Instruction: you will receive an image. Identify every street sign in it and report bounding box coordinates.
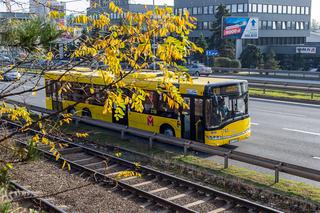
[206,50,219,56]
[296,47,317,54]
[222,17,259,39]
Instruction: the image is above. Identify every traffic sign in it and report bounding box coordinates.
[206,50,219,56]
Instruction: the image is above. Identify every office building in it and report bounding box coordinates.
[174,0,312,48]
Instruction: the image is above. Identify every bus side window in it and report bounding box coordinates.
[45,80,52,97]
[143,91,156,114]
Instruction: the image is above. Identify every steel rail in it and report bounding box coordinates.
[7,123,282,213]
[9,181,67,213]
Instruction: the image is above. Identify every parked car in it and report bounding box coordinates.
[308,67,320,72]
[0,55,12,63]
[3,70,21,81]
[187,63,212,76]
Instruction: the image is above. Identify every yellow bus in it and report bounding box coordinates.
[44,69,250,146]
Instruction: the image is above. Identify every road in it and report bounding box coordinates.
[1,75,320,184]
[210,97,320,185]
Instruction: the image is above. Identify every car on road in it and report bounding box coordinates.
[187,63,212,76]
[308,67,320,72]
[2,70,21,81]
[0,55,12,63]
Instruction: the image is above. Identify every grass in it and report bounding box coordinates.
[176,155,320,203]
[249,88,320,101]
[62,122,166,156]
[62,121,320,204]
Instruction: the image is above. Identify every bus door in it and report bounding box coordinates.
[112,105,128,126]
[52,81,63,111]
[182,97,204,142]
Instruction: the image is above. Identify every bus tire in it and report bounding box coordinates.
[82,108,92,117]
[194,71,200,77]
[160,124,175,137]
[67,107,76,115]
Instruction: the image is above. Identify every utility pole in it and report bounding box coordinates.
[152,0,156,71]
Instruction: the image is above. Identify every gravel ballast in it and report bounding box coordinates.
[9,160,151,213]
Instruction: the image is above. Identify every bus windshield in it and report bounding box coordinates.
[205,83,248,129]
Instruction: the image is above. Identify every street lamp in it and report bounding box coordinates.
[152,0,156,71]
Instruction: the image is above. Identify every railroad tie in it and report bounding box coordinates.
[84,161,104,167]
[140,200,154,208]
[207,202,234,213]
[183,196,212,208]
[131,178,157,187]
[106,171,123,177]
[121,176,138,181]
[73,157,96,163]
[148,183,174,194]
[166,190,193,201]
[95,164,118,172]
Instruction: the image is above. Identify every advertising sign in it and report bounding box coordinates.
[296,47,317,54]
[222,17,259,39]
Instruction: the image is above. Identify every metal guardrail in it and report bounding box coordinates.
[211,67,320,79]
[5,99,320,184]
[250,83,320,100]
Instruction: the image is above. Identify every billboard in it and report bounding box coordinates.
[222,17,259,39]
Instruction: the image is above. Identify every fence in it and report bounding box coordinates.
[211,67,320,79]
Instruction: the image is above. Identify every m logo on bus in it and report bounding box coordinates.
[147,115,154,126]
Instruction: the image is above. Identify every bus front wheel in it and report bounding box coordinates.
[160,125,175,137]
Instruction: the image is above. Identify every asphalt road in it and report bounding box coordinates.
[1,75,320,184]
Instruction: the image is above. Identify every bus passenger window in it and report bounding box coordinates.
[45,80,52,97]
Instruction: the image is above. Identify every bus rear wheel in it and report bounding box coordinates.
[160,125,175,137]
[67,107,76,115]
[82,108,92,117]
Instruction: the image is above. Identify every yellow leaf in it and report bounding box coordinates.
[62,160,67,169]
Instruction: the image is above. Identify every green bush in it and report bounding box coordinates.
[214,57,231,67]
[229,59,241,68]
[213,57,241,69]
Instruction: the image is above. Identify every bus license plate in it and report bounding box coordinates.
[229,139,239,143]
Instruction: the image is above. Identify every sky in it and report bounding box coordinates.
[0,0,319,21]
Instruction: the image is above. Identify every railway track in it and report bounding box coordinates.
[3,121,282,213]
[8,181,67,213]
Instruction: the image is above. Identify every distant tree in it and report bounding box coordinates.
[263,50,280,70]
[209,5,235,59]
[2,17,62,52]
[194,34,208,63]
[240,44,263,68]
[311,19,320,30]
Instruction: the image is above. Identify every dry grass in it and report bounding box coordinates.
[250,88,320,101]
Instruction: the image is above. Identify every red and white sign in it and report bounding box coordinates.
[224,26,241,37]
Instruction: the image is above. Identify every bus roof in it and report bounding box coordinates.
[44,68,246,96]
